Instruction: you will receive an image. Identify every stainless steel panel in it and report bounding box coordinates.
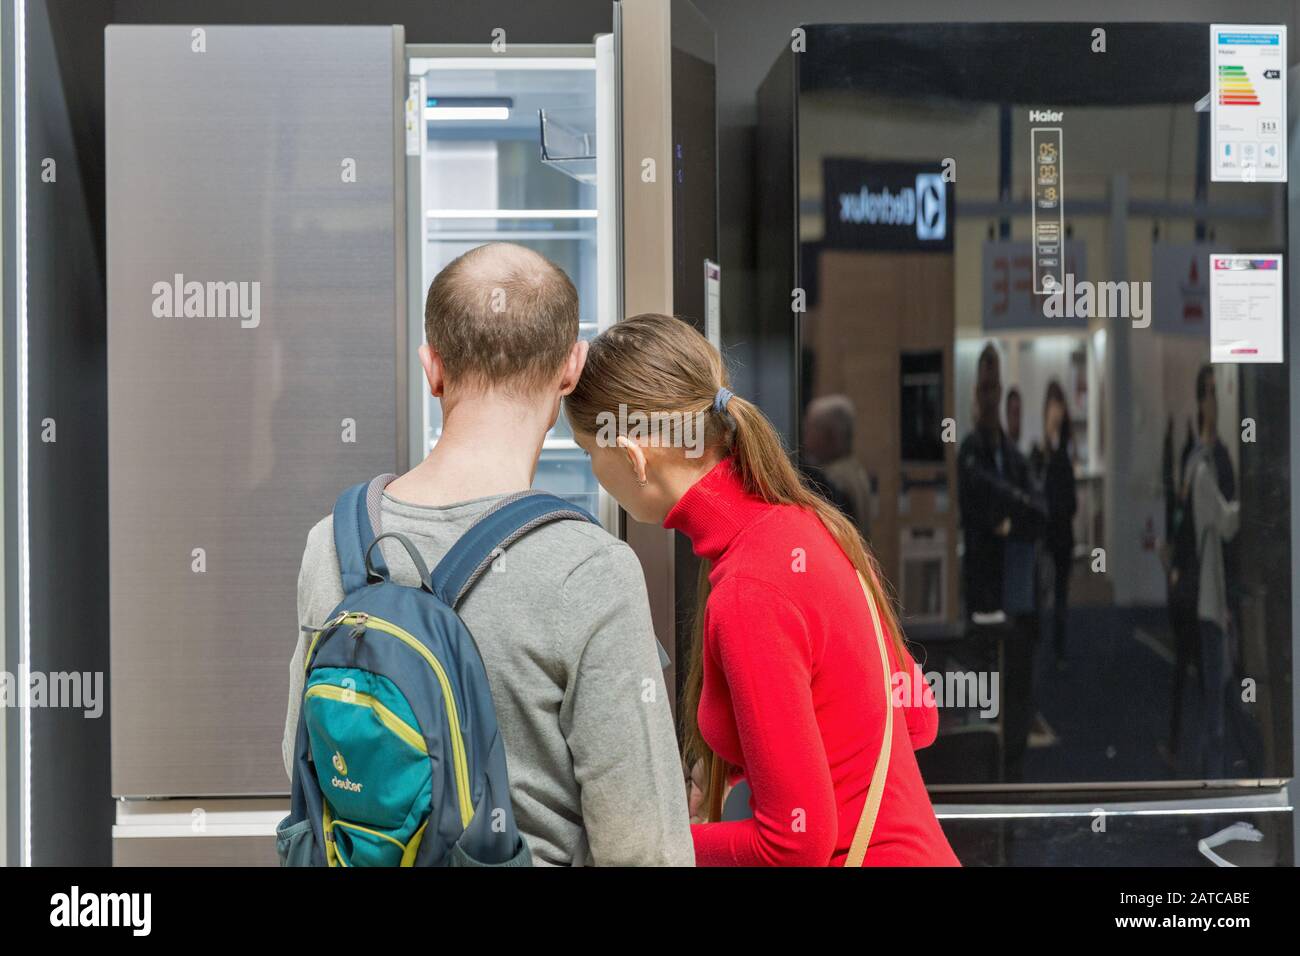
[617,1,717,709]
[113,835,278,867]
[107,25,406,797]
[619,0,680,702]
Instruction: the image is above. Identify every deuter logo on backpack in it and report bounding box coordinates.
[330,749,362,794]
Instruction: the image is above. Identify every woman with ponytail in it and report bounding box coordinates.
[566,314,958,867]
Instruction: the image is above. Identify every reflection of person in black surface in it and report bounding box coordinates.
[1164,367,1239,774]
[798,458,855,528]
[1164,415,1199,770]
[958,346,1046,613]
[1182,373,1238,631]
[957,344,1046,781]
[1186,366,1239,778]
[803,395,872,542]
[1005,386,1023,451]
[1029,381,1077,668]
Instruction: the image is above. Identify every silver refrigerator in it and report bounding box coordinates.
[106,2,717,865]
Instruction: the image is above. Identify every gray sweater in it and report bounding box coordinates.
[283,490,694,867]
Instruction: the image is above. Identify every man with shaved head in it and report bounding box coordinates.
[284,243,693,866]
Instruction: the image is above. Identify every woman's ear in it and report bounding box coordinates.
[616,435,648,485]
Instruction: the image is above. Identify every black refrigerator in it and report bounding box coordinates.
[757,22,1295,866]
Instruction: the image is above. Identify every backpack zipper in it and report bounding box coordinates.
[301,611,349,672]
[300,610,349,634]
[303,683,427,754]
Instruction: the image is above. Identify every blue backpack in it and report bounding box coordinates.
[277,475,598,867]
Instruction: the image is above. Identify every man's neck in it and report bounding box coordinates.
[388,391,553,507]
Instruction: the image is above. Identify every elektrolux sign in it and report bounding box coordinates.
[822,158,953,252]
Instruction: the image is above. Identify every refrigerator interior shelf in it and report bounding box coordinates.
[539,106,597,184]
[425,230,596,242]
[425,208,596,219]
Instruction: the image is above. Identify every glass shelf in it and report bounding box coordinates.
[539,107,597,184]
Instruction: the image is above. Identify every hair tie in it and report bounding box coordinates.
[713,386,734,413]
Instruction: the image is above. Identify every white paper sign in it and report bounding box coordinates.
[1211,24,1287,182]
[1152,243,1215,337]
[704,259,721,350]
[1209,254,1283,363]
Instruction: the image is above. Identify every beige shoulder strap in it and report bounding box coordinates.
[845,572,894,867]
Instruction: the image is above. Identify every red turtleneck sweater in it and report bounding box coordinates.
[665,459,960,867]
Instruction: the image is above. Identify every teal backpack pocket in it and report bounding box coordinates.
[448,836,531,867]
[303,667,433,867]
[275,815,317,867]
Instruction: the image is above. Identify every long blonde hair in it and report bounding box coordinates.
[564,313,909,821]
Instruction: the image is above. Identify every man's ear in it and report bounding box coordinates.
[420,343,446,398]
[616,435,648,484]
[558,339,589,397]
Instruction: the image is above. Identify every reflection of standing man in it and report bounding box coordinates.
[1005,387,1023,452]
[803,395,872,541]
[1183,373,1239,646]
[957,345,1046,780]
[958,347,1045,612]
[1184,365,1239,778]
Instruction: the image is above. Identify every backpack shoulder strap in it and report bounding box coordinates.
[430,492,598,609]
[333,474,398,592]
